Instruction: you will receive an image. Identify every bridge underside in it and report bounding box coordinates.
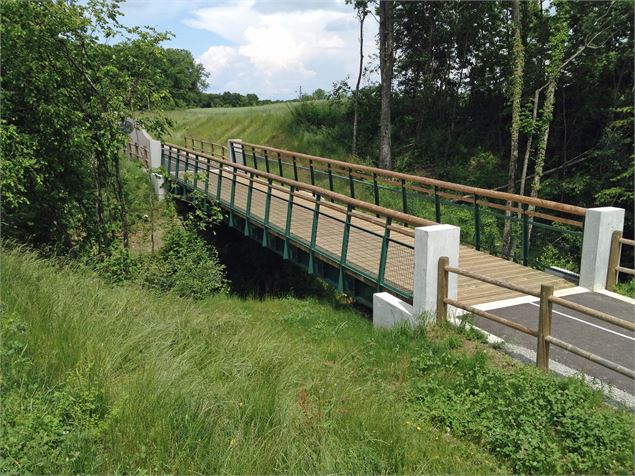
[165,151,574,310]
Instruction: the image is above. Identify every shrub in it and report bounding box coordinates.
[410,352,634,474]
[142,223,229,299]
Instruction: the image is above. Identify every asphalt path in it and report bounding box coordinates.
[472,292,635,395]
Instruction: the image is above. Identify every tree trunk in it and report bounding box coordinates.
[379,0,394,170]
[352,12,366,157]
[501,0,525,258]
[114,154,129,249]
[527,79,556,242]
[519,88,541,197]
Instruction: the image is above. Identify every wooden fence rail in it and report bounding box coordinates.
[606,230,635,291]
[437,256,635,379]
[127,141,149,168]
[184,136,226,159]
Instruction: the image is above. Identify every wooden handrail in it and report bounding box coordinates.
[548,295,635,331]
[444,298,539,337]
[545,336,635,379]
[164,143,437,228]
[239,140,587,217]
[438,259,634,378]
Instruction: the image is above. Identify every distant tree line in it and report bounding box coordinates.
[156,48,281,109]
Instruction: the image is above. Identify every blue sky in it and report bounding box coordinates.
[118,0,379,100]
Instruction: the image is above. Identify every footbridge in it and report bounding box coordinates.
[127,130,634,396]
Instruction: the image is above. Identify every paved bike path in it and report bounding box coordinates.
[470,291,635,395]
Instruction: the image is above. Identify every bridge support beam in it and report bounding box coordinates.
[579,207,624,290]
[373,224,460,329]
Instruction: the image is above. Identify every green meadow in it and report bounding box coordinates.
[2,247,633,474]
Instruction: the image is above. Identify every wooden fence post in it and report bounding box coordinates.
[536,284,554,370]
[606,230,622,291]
[436,256,449,324]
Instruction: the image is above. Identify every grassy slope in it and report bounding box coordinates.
[2,248,634,474]
[164,102,350,160]
[1,249,501,474]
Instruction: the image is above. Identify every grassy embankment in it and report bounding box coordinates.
[2,247,634,474]
[163,102,350,160]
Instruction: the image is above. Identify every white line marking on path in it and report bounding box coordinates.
[527,302,635,341]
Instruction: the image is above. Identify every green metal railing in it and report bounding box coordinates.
[163,143,434,305]
[222,140,587,272]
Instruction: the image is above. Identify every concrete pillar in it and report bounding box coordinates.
[150,173,165,200]
[373,292,415,329]
[148,138,162,169]
[412,224,460,322]
[372,224,460,329]
[227,139,245,166]
[579,207,625,290]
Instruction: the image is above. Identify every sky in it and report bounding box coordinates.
[118,0,379,100]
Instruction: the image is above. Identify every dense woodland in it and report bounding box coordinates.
[333,1,633,224]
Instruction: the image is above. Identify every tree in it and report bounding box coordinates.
[350,0,369,157]
[378,0,395,169]
[162,48,209,107]
[501,0,526,257]
[1,0,171,253]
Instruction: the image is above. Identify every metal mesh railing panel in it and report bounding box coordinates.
[315,212,345,260]
[383,240,415,293]
[232,177,249,212]
[249,186,267,223]
[289,200,314,244]
[345,224,383,280]
[267,194,290,232]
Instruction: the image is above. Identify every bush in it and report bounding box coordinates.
[410,349,634,474]
[142,223,229,299]
[91,242,140,284]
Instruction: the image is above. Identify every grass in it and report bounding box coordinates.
[2,247,634,474]
[162,102,351,160]
[615,279,635,299]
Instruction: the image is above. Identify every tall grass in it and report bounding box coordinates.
[1,248,503,474]
[3,248,633,474]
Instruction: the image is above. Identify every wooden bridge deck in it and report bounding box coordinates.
[176,161,574,307]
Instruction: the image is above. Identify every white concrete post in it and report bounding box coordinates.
[148,138,162,169]
[579,207,625,290]
[227,139,245,166]
[412,224,460,322]
[372,224,460,329]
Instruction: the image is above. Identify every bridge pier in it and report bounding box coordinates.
[579,207,625,290]
[373,224,460,329]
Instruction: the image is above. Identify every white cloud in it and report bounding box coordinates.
[199,45,239,72]
[187,0,378,99]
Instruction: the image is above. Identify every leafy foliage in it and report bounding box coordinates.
[142,222,229,299]
[0,0,171,252]
[410,349,634,474]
